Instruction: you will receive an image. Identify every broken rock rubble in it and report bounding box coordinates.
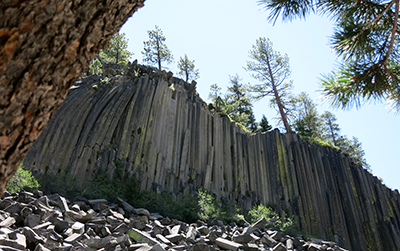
[0,191,348,251]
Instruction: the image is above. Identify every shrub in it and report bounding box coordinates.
[132,190,199,223]
[37,168,200,222]
[197,188,241,223]
[37,171,81,198]
[198,188,221,221]
[6,164,40,193]
[247,204,297,234]
[299,135,339,150]
[39,168,282,225]
[88,59,103,75]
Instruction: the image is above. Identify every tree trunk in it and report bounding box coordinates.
[0,0,145,195]
[265,54,292,133]
[273,85,292,133]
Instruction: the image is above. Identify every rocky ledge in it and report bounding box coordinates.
[0,191,348,251]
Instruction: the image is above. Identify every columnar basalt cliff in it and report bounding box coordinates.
[24,64,400,251]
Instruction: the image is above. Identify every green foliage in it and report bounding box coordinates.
[261,0,400,112]
[289,92,324,139]
[87,33,132,76]
[299,135,338,150]
[177,54,199,83]
[197,188,221,222]
[225,75,258,131]
[83,173,125,201]
[321,111,340,146]
[245,37,293,133]
[247,204,297,234]
[130,190,200,223]
[38,167,199,223]
[208,77,258,132]
[88,59,103,75]
[197,188,241,223]
[37,171,81,198]
[99,32,132,64]
[288,92,370,169]
[6,164,40,193]
[336,136,370,170]
[259,114,273,132]
[142,25,173,71]
[209,83,222,103]
[38,170,305,233]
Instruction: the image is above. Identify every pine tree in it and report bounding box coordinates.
[321,111,340,146]
[88,32,132,75]
[336,136,370,170]
[209,84,223,107]
[177,54,199,83]
[99,32,132,64]
[247,113,259,132]
[290,92,324,139]
[245,37,293,133]
[259,115,273,132]
[225,75,257,131]
[208,84,228,115]
[260,0,400,112]
[142,25,173,71]
[208,77,258,132]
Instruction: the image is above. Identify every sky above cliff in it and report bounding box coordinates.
[120,0,400,190]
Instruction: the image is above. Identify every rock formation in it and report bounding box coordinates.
[0,190,349,251]
[23,64,400,251]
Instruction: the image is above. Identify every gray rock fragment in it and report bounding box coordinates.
[0,190,349,251]
[261,234,278,247]
[85,235,114,248]
[251,218,267,230]
[56,196,69,213]
[134,208,151,217]
[232,233,254,244]
[34,243,52,251]
[115,197,134,213]
[0,216,16,227]
[215,237,242,250]
[22,226,45,245]
[0,238,26,250]
[272,242,287,251]
[25,214,41,228]
[128,228,161,246]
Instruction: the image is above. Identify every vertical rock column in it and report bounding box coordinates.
[23,74,400,251]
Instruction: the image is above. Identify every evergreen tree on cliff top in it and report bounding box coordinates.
[177,54,200,83]
[321,111,340,146]
[142,25,173,71]
[259,115,273,132]
[290,92,324,139]
[260,0,400,112]
[225,75,258,131]
[88,32,132,75]
[99,32,132,65]
[245,37,293,133]
[208,79,258,132]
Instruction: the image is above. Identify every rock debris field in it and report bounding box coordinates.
[0,191,348,251]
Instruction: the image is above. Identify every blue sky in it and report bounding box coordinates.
[120,0,400,190]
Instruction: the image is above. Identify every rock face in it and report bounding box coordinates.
[0,190,348,251]
[23,65,400,251]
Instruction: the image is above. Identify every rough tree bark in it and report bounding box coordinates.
[0,0,145,195]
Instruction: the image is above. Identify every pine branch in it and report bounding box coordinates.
[357,0,395,37]
[383,0,399,66]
